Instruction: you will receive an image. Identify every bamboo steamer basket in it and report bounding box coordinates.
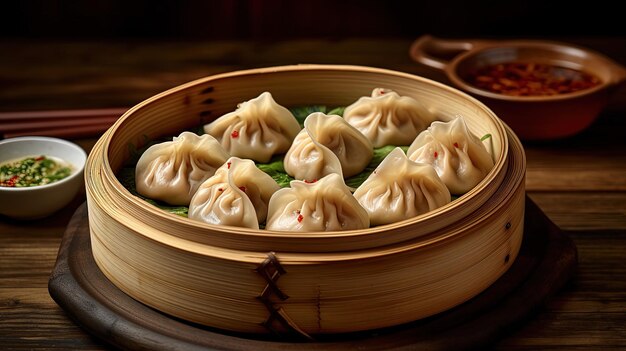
[85,65,526,337]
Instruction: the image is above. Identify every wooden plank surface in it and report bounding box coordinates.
[1,38,625,350]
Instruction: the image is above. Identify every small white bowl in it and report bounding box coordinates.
[0,136,87,219]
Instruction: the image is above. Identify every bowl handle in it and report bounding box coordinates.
[409,35,488,71]
[608,61,626,86]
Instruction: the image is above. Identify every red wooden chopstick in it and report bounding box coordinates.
[0,107,127,139]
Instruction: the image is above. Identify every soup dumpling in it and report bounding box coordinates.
[188,157,280,229]
[135,132,229,206]
[203,92,301,163]
[407,116,494,195]
[343,88,435,147]
[353,147,450,226]
[266,173,369,232]
[284,112,373,181]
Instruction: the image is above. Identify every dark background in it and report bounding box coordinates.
[1,0,624,41]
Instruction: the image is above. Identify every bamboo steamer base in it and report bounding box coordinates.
[48,196,577,350]
[84,65,523,335]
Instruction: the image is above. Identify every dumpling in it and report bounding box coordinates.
[284,112,373,181]
[188,172,258,229]
[407,116,494,195]
[188,157,280,229]
[135,132,229,206]
[353,148,451,226]
[343,88,435,147]
[203,92,301,163]
[266,173,369,232]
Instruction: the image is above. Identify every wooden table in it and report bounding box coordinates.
[1,38,625,350]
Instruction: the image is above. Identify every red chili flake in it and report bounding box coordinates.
[227,162,232,169]
[434,151,438,158]
[231,130,239,138]
[466,62,601,96]
[304,179,317,184]
[35,156,45,161]
[379,90,385,94]
[238,186,246,193]
[453,142,459,148]
[2,175,20,187]
[217,187,223,192]
[297,214,304,223]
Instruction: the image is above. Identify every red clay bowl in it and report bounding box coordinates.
[410,35,626,140]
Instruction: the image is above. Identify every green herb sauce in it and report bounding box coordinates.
[0,156,72,187]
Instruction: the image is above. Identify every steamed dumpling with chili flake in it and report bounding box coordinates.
[266,173,369,232]
[343,88,436,147]
[353,148,451,226]
[284,112,373,181]
[188,157,280,229]
[407,116,494,195]
[135,132,229,206]
[203,92,301,163]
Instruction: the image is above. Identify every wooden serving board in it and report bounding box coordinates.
[48,196,577,350]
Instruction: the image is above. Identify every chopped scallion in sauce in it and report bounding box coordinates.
[0,156,72,187]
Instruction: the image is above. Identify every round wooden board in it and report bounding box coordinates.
[48,196,576,351]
